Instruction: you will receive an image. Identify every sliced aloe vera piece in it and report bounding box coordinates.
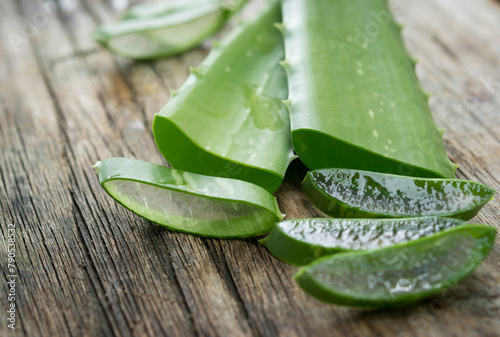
[303,169,495,220]
[93,158,283,238]
[153,1,294,193]
[281,0,456,178]
[121,0,229,20]
[260,217,466,266]
[93,0,246,60]
[295,225,496,307]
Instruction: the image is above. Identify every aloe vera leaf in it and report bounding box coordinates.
[295,225,496,307]
[303,168,495,220]
[121,0,214,20]
[153,1,294,193]
[93,0,247,60]
[121,0,245,20]
[281,0,457,178]
[260,217,467,266]
[93,158,284,238]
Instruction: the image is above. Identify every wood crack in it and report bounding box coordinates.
[158,234,200,337]
[70,189,118,337]
[202,239,260,337]
[431,35,459,61]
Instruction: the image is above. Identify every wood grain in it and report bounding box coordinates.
[0,0,499,336]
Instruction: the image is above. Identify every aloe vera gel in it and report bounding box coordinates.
[94,158,283,238]
[303,169,495,220]
[295,225,496,307]
[260,217,468,266]
[93,0,248,60]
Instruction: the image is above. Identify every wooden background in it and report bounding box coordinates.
[1,0,499,336]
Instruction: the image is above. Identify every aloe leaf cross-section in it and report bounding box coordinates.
[281,0,457,178]
[121,0,246,20]
[303,169,495,220]
[94,158,284,238]
[153,0,294,193]
[295,225,496,307]
[260,217,467,266]
[93,0,248,60]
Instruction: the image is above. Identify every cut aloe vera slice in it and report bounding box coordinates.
[303,169,495,220]
[93,0,246,60]
[93,158,284,238]
[281,0,456,178]
[260,217,466,266]
[295,225,496,307]
[153,1,294,193]
[121,0,230,20]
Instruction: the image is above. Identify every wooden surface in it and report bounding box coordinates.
[1,0,499,336]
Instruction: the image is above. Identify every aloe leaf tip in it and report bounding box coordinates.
[92,29,108,44]
[92,161,102,172]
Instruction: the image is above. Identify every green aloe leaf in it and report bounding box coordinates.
[303,168,495,220]
[121,0,230,20]
[154,1,294,193]
[93,158,284,238]
[281,0,457,178]
[93,0,247,60]
[295,225,496,307]
[260,217,467,266]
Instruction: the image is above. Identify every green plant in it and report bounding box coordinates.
[303,168,495,220]
[295,225,496,307]
[281,0,457,178]
[260,217,467,266]
[153,1,294,193]
[93,0,247,60]
[94,158,283,238]
[91,0,496,310]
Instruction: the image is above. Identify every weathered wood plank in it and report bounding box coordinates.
[0,1,115,336]
[3,0,258,336]
[1,0,499,336]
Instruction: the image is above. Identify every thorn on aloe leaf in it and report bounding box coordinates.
[189,66,204,78]
[92,161,102,172]
[274,22,286,35]
[282,98,292,110]
[279,60,290,70]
